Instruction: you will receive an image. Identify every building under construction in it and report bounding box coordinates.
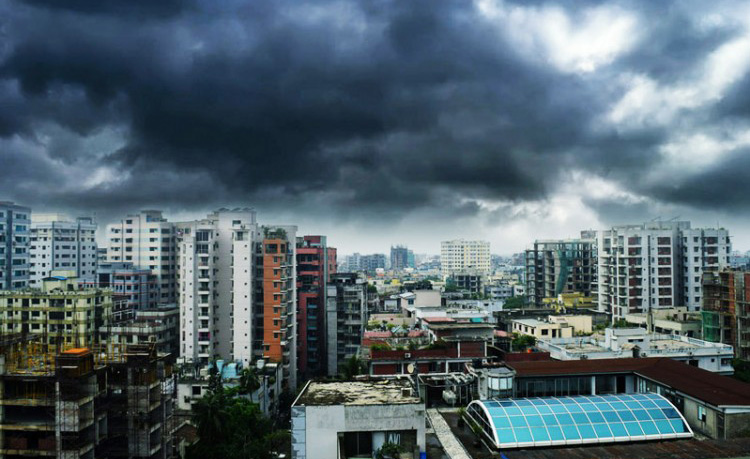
[703,269,750,361]
[0,335,174,458]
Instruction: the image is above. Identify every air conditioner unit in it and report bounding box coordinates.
[640,352,647,357]
[404,353,411,359]
[580,354,588,360]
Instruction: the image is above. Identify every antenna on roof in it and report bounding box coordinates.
[667,216,680,222]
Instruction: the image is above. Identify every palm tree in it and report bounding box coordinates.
[192,391,229,442]
[340,355,365,380]
[239,366,261,395]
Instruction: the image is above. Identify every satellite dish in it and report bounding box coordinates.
[406,363,415,374]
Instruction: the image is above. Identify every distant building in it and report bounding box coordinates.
[342,253,386,273]
[0,201,31,290]
[0,273,112,353]
[623,307,702,338]
[597,221,730,317]
[29,214,97,288]
[296,235,337,378]
[525,234,596,308]
[452,269,483,295]
[291,379,426,459]
[326,273,368,376]
[390,245,413,270]
[89,262,159,317]
[702,269,750,360]
[102,305,180,357]
[107,210,177,303]
[537,327,734,374]
[512,315,593,340]
[440,239,490,277]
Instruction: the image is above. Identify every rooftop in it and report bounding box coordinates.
[294,378,421,406]
[507,358,750,407]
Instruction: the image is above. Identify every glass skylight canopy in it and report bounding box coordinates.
[467,393,693,449]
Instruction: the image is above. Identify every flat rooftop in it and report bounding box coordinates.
[294,379,421,406]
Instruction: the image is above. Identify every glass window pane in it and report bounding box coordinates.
[567,404,583,413]
[609,423,627,437]
[654,420,675,434]
[521,406,538,415]
[536,405,552,414]
[633,409,651,421]
[492,416,512,428]
[670,419,687,433]
[526,415,544,427]
[497,428,515,443]
[561,425,581,439]
[556,414,574,425]
[625,422,644,436]
[551,405,568,414]
[510,416,527,427]
[514,428,533,443]
[578,424,597,439]
[662,408,680,419]
[647,409,666,420]
[572,413,590,424]
[542,414,559,425]
[640,421,659,435]
[531,427,550,442]
[587,412,605,423]
[504,407,522,416]
[602,411,620,422]
[618,411,636,422]
[547,426,564,441]
[516,399,533,406]
[593,423,612,438]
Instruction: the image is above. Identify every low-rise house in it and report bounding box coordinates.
[537,327,734,374]
[291,378,426,459]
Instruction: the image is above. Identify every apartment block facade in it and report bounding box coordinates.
[177,209,299,388]
[326,273,368,376]
[703,269,750,361]
[390,245,413,270]
[0,275,112,353]
[296,235,337,379]
[30,214,97,287]
[597,222,730,318]
[88,262,159,320]
[525,234,597,307]
[106,210,177,303]
[0,201,31,290]
[441,239,491,277]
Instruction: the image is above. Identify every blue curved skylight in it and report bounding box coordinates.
[466,393,693,449]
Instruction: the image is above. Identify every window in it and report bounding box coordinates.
[698,405,706,422]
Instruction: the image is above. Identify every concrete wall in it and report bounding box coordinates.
[293,403,426,459]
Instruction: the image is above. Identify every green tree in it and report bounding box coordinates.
[339,355,366,380]
[504,295,527,309]
[238,366,260,395]
[511,333,536,351]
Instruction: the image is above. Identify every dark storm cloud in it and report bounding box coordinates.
[0,0,749,233]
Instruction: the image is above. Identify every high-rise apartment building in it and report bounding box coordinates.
[297,235,337,379]
[0,273,112,353]
[440,239,491,277]
[525,233,597,307]
[29,214,97,287]
[0,201,31,290]
[390,245,414,270]
[597,221,730,318]
[702,269,750,361]
[88,262,159,320]
[107,210,177,303]
[326,273,367,376]
[177,209,299,388]
[342,253,386,273]
[260,226,298,389]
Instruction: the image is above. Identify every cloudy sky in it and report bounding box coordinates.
[2,0,750,255]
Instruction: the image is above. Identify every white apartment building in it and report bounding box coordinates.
[29,213,97,287]
[178,209,258,367]
[107,210,177,303]
[597,221,730,318]
[440,239,490,278]
[177,208,299,388]
[0,202,31,290]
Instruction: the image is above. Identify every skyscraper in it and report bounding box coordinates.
[0,201,30,290]
[390,245,412,270]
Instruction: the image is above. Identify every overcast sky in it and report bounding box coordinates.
[2,0,750,255]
